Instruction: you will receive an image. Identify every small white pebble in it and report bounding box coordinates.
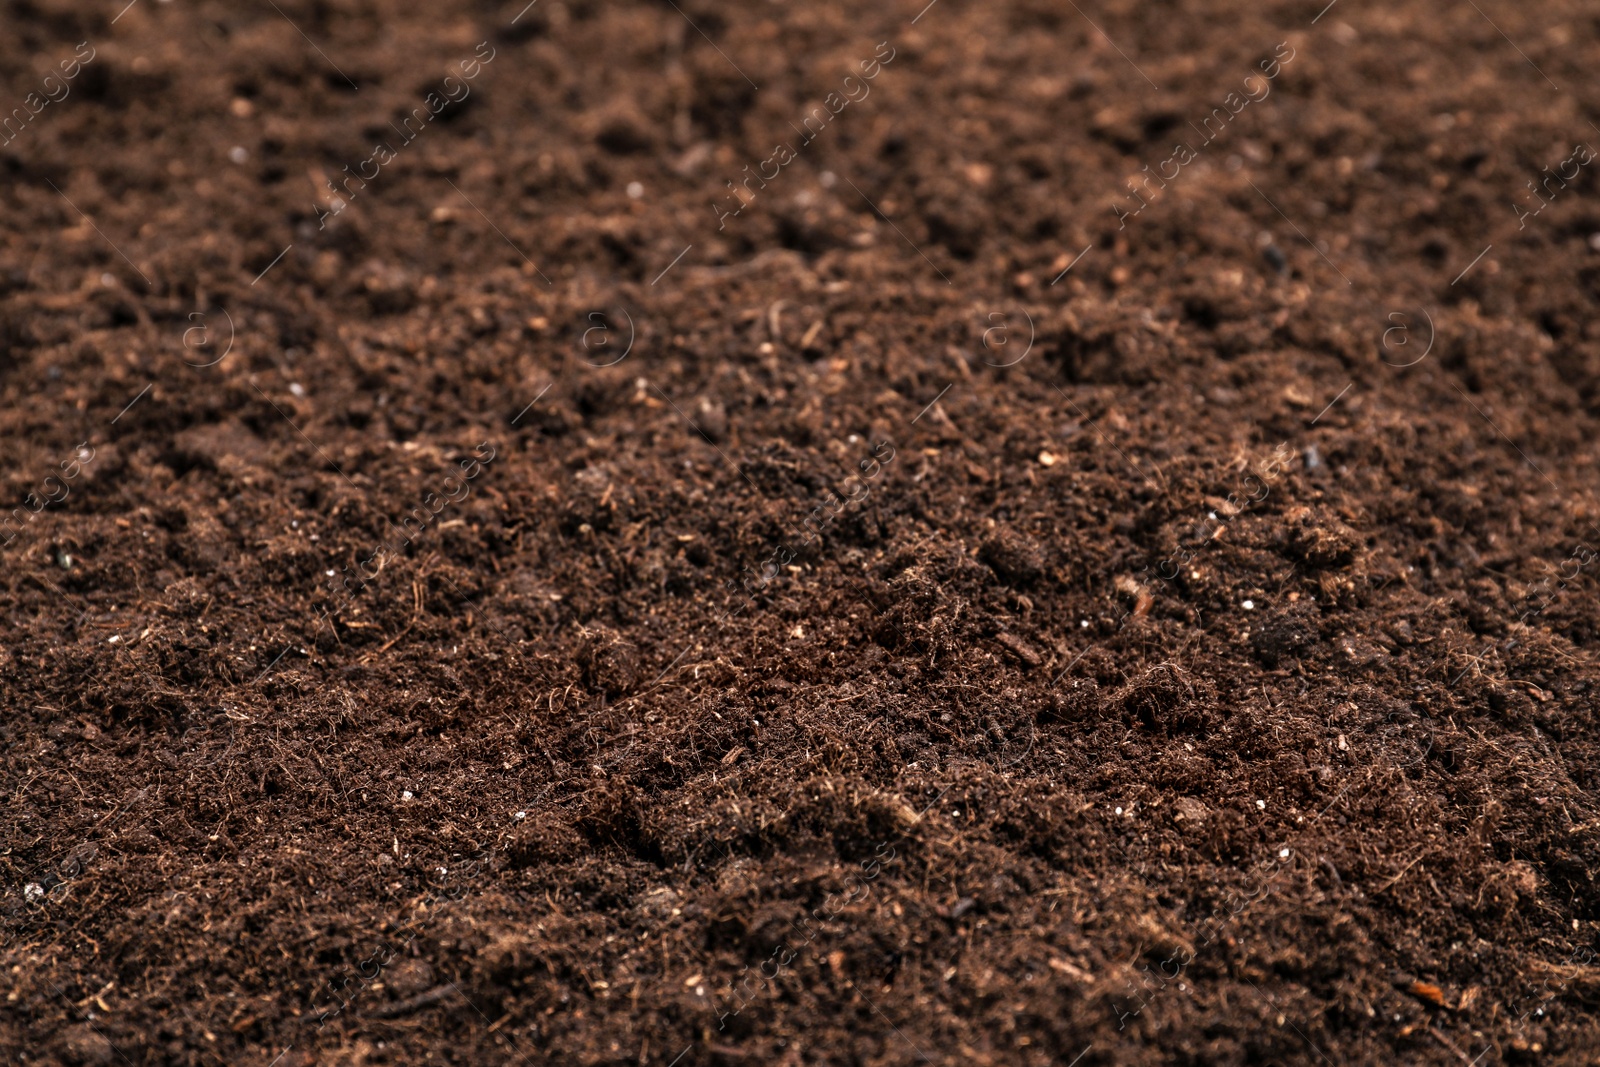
[1038,450,1056,467]
[1242,599,1255,610]
[325,569,336,577]
[1256,800,1266,810]
[228,146,248,164]
[1207,510,1218,520]
[1080,619,1091,628]
[626,181,644,199]
[436,866,447,876]
[848,434,859,443]
[108,635,120,643]
[289,382,306,397]
[1279,848,1291,859]
[24,883,44,903]
[401,790,414,800]
[1114,807,1123,815]
[514,811,527,819]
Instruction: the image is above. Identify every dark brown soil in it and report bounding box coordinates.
[5,0,1600,1063]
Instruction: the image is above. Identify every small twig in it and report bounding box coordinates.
[1375,850,1429,894]
[1319,856,1344,892]
[371,984,463,1018]
[1427,1025,1472,1064]
[375,622,415,656]
[375,576,428,655]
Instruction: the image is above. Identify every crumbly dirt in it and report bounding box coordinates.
[4,0,1600,1064]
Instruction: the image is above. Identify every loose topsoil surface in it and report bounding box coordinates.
[6,0,1600,1064]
